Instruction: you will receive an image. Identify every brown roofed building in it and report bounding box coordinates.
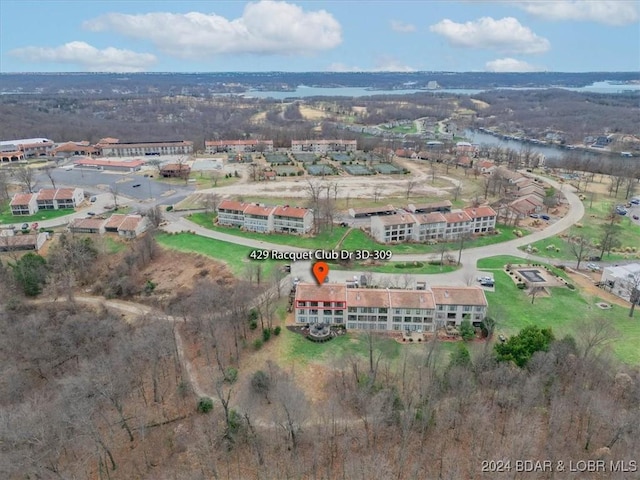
[74,157,144,172]
[272,205,313,234]
[443,210,473,239]
[36,188,84,210]
[217,200,248,227]
[295,283,487,332]
[96,139,193,157]
[205,139,274,154]
[10,193,37,215]
[0,232,48,252]
[160,163,191,179]
[348,204,395,218]
[243,204,275,232]
[463,206,497,233]
[68,217,106,235]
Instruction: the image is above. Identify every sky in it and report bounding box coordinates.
[1,0,638,73]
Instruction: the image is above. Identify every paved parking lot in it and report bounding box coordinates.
[34,167,195,204]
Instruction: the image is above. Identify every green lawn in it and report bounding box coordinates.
[522,196,640,262]
[477,255,640,364]
[187,212,348,250]
[0,207,72,226]
[155,232,282,277]
[281,327,402,365]
[341,224,527,255]
[330,260,459,274]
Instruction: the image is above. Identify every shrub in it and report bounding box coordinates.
[249,320,258,330]
[224,366,238,384]
[273,326,281,336]
[262,328,271,342]
[253,338,263,350]
[517,283,526,289]
[197,397,214,414]
[166,205,173,212]
[566,284,575,290]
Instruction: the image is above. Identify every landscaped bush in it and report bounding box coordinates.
[197,397,214,414]
[566,284,576,290]
[224,366,238,384]
[166,205,173,211]
[517,283,527,289]
[262,328,271,342]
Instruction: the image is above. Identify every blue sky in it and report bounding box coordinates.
[1,1,638,73]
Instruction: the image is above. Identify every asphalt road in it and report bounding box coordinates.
[34,167,195,205]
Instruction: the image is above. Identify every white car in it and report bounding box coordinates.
[586,263,600,271]
[477,276,493,283]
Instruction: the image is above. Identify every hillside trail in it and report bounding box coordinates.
[28,294,360,430]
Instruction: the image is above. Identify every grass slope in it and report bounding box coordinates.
[478,256,640,364]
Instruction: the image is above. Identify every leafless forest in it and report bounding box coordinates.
[0,242,639,479]
[1,88,638,153]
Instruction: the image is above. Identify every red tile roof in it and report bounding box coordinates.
[295,283,347,303]
[54,188,77,200]
[118,215,144,232]
[36,189,56,201]
[431,286,487,306]
[443,210,472,223]
[463,206,497,218]
[10,193,34,206]
[218,199,247,212]
[243,204,275,217]
[74,158,145,168]
[273,205,309,219]
[413,212,447,224]
[104,214,126,230]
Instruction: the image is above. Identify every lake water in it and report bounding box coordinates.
[246,81,640,100]
[463,129,616,163]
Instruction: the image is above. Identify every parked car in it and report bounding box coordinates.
[540,214,550,221]
[21,223,29,230]
[588,256,601,261]
[586,263,600,271]
[633,215,639,220]
[90,196,97,202]
[87,212,96,216]
[477,276,493,283]
[631,199,640,205]
[132,183,141,188]
[480,280,495,287]
[529,213,539,219]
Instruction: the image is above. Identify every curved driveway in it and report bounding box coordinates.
[161,173,584,287]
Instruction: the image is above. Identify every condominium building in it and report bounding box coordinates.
[205,139,274,154]
[96,138,193,157]
[217,200,313,234]
[291,139,357,153]
[10,188,84,216]
[370,206,496,243]
[0,138,54,161]
[294,283,488,332]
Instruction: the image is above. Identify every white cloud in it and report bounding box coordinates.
[430,17,550,54]
[83,1,342,58]
[9,41,156,72]
[485,57,544,72]
[514,1,639,26]
[390,20,417,33]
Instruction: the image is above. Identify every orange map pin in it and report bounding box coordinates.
[312,261,329,284]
